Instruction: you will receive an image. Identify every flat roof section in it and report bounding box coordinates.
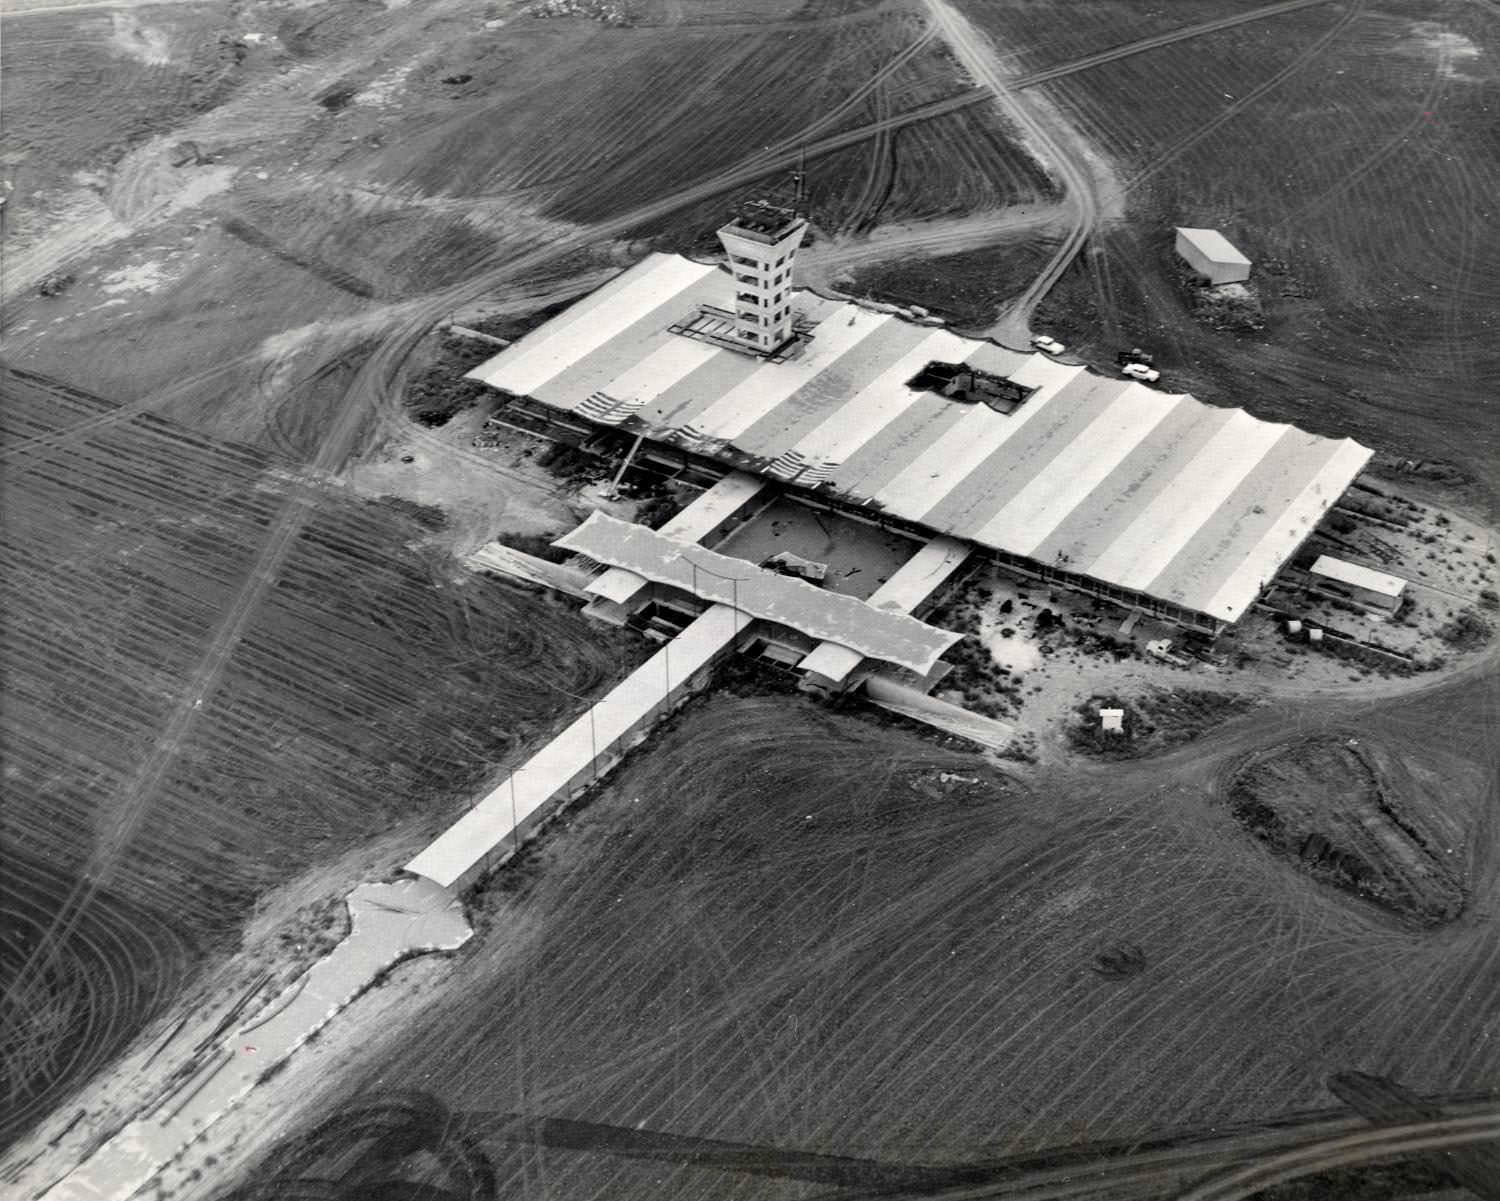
[470,253,1373,624]
[1176,227,1251,268]
[589,471,771,607]
[557,513,961,675]
[799,536,971,685]
[1311,554,1407,597]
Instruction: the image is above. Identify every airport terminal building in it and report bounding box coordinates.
[468,205,1371,645]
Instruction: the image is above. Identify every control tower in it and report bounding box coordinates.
[716,200,808,353]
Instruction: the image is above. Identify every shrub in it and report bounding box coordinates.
[537,441,605,483]
[1436,610,1493,650]
[494,531,571,563]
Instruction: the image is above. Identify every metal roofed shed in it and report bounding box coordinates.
[1309,554,1407,613]
[1175,228,1252,285]
[469,253,1372,630]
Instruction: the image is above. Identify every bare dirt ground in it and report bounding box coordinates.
[0,371,637,1153]
[1,0,1044,1174]
[4,0,1499,1195]
[224,680,1499,1199]
[981,0,1500,484]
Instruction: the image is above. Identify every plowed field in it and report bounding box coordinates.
[0,368,631,1147]
[236,667,1499,1198]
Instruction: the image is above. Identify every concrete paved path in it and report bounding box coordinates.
[42,879,470,1201]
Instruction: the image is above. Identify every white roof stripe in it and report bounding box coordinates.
[1201,441,1375,616]
[1110,410,1296,593]
[466,253,1374,622]
[483,256,716,397]
[598,336,719,408]
[787,329,967,468]
[682,306,893,443]
[1091,410,1289,591]
[875,362,1087,520]
[975,387,1181,557]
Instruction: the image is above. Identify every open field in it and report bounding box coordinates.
[3,0,1051,443]
[0,369,634,1148]
[4,0,1500,1192]
[230,674,1499,1198]
[955,0,1500,482]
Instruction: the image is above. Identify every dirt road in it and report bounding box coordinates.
[798,204,1070,291]
[921,0,1113,347]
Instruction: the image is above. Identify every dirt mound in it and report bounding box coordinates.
[1227,736,1465,925]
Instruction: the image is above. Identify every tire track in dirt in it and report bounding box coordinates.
[921,0,1103,345]
[1123,0,1367,192]
[840,83,894,234]
[220,216,380,299]
[1171,1110,1500,1201]
[0,850,195,1149]
[1270,46,1454,229]
[1010,0,1339,92]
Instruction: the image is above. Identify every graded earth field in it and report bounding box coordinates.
[2,0,1497,1194]
[230,674,1499,1199]
[0,370,635,1148]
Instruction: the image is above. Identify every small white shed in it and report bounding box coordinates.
[1309,555,1407,614]
[1175,227,1252,285]
[1099,708,1125,735]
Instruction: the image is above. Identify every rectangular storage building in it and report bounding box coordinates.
[1175,227,1252,285]
[1309,554,1407,614]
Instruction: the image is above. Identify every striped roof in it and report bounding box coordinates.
[470,254,1372,623]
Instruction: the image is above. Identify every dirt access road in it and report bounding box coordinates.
[922,0,1118,347]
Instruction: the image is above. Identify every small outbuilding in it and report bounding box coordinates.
[1099,708,1125,735]
[1175,227,1252,285]
[1309,554,1407,614]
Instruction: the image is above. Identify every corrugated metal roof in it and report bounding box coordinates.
[556,513,961,674]
[470,254,1371,623]
[1310,554,1407,597]
[1175,227,1251,268]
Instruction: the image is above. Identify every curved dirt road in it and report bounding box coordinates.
[919,0,1112,348]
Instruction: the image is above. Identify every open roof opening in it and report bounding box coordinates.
[906,361,1037,414]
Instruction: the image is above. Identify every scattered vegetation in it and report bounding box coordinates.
[401,332,499,428]
[1068,689,1256,759]
[536,441,609,485]
[492,531,572,563]
[1436,609,1493,651]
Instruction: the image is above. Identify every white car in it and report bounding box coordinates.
[1121,362,1160,382]
[1031,334,1066,355]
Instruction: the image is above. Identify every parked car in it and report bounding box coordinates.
[1121,362,1160,382]
[1031,334,1066,355]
